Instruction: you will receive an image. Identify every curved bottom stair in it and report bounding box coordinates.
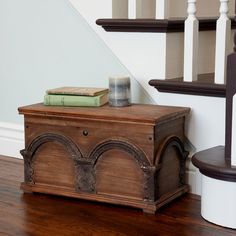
[192,146,236,229]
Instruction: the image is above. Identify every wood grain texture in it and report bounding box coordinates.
[95,149,144,200]
[33,142,76,188]
[19,103,190,213]
[0,155,236,236]
[18,103,190,125]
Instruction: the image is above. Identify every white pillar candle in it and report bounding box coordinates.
[109,76,131,107]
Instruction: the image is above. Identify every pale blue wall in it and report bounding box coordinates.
[0,0,152,124]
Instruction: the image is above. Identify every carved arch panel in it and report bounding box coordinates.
[154,135,189,197]
[20,133,83,190]
[88,139,157,201]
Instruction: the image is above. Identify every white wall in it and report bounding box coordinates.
[0,0,153,158]
[0,0,153,125]
[69,0,168,94]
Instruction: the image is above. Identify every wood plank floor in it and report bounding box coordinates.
[0,155,235,236]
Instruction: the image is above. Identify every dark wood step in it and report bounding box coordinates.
[96,17,236,33]
[192,146,236,182]
[149,73,226,97]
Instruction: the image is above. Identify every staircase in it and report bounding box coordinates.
[68,0,235,195]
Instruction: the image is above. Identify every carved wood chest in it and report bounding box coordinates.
[19,103,190,213]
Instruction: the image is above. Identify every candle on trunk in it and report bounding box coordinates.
[109,76,131,107]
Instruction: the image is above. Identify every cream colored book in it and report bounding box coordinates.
[46,87,109,97]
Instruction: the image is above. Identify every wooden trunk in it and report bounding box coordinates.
[19,103,190,213]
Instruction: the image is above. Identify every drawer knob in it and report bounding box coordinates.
[83,130,88,136]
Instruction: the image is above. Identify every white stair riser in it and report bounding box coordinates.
[201,175,236,229]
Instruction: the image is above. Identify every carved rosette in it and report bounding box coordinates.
[74,160,96,193]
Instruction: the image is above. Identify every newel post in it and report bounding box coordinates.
[214,0,231,84]
[183,0,199,82]
[225,33,236,164]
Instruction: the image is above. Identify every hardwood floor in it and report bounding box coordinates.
[0,155,235,236]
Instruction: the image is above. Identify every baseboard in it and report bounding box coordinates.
[0,122,24,159]
[186,156,201,195]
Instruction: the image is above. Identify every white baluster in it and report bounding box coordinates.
[128,0,136,19]
[136,0,156,19]
[214,0,231,84]
[184,0,199,82]
[112,0,128,19]
[156,0,169,19]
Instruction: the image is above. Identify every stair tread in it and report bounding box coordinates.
[149,73,226,97]
[96,18,236,33]
[192,146,236,182]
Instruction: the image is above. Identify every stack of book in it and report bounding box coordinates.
[44,87,109,107]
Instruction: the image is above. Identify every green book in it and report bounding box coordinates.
[44,93,108,107]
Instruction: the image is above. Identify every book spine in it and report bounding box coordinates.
[44,95,99,107]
